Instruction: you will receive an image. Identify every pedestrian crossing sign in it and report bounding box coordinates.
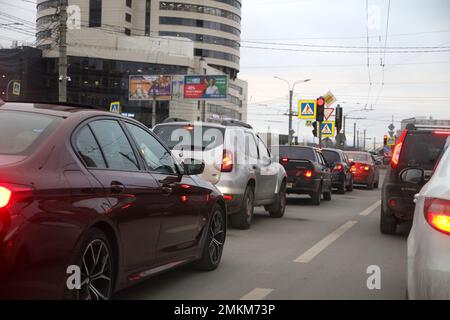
[298,100,317,119]
[109,101,121,114]
[321,121,335,138]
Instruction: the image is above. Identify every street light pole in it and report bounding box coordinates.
[274,77,311,146]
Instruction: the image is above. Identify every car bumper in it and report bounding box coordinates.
[286,177,321,194]
[382,182,415,221]
[215,173,248,215]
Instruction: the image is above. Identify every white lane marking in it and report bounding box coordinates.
[240,288,274,300]
[359,200,381,216]
[294,220,358,263]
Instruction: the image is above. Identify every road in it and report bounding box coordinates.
[115,173,409,300]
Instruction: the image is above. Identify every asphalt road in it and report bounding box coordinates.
[116,173,409,300]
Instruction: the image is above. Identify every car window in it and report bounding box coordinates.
[322,150,340,165]
[89,120,140,171]
[278,147,316,161]
[346,152,371,163]
[126,123,177,174]
[245,132,259,159]
[257,137,271,160]
[0,110,61,155]
[400,132,447,170]
[74,125,107,169]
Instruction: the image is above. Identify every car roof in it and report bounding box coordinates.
[0,102,122,119]
[322,148,343,154]
[155,121,230,130]
[276,145,317,150]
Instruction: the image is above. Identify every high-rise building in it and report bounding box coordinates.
[34,0,246,126]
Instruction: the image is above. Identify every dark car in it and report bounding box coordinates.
[322,148,354,194]
[380,124,450,234]
[345,151,380,190]
[278,146,332,205]
[0,102,226,300]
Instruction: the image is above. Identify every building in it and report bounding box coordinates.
[401,117,450,130]
[32,0,247,126]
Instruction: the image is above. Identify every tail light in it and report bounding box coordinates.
[424,198,450,235]
[350,165,356,173]
[363,165,370,171]
[0,184,33,211]
[434,129,450,136]
[221,149,234,172]
[280,157,289,164]
[304,170,313,178]
[333,163,343,172]
[391,130,408,169]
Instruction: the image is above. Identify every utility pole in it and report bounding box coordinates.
[374,136,376,152]
[353,122,357,148]
[363,129,367,151]
[58,0,68,103]
[356,130,360,149]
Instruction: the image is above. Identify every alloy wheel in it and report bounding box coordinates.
[208,211,225,265]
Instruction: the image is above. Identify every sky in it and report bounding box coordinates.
[1,0,450,147]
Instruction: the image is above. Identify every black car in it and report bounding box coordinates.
[380,124,450,234]
[322,148,354,194]
[278,146,332,205]
[0,102,226,299]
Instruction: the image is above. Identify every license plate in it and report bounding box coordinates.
[287,183,293,188]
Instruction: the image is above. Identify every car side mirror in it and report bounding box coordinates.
[400,168,425,185]
[383,157,391,166]
[261,156,271,166]
[183,158,205,175]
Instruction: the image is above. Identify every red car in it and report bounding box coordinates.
[345,151,380,190]
[0,101,226,300]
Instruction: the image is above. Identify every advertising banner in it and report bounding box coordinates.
[129,75,172,101]
[184,75,228,100]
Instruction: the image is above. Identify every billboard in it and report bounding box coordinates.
[183,75,228,100]
[129,75,172,101]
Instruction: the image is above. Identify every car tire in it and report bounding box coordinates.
[323,188,332,201]
[374,180,379,189]
[193,205,226,271]
[266,181,287,218]
[380,207,397,235]
[65,228,115,300]
[337,181,346,194]
[230,185,255,230]
[346,178,354,192]
[311,185,322,206]
[367,180,374,190]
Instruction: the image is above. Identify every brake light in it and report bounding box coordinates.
[434,130,450,136]
[424,198,450,235]
[333,163,343,172]
[281,157,289,164]
[0,186,12,208]
[364,165,370,171]
[350,166,356,173]
[391,130,408,169]
[304,170,313,178]
[221,149,234,172]
[223,195,233,201]
[184,125,194,131]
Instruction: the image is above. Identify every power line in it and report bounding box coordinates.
[241,45,450,53]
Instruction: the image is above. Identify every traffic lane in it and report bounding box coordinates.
[115,182,389,300]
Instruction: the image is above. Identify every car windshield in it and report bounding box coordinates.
[346,152,371,163]
[279,147,315,161]
[0,110,60,155]
[400,132,448,170]
[154,125,225,151]
[322,150,341,165]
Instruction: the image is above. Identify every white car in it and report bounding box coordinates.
[407,136,450,300]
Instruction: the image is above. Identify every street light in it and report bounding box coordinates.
[274,76,311,145]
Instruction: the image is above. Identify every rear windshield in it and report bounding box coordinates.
[346,152,372,163]
[399,132,448,170]
[153,125,225,151]
[0,110,60,155]
[279,147,316,161]
[322,150,341,164]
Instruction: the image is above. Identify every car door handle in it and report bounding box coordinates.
[110,181,125,194]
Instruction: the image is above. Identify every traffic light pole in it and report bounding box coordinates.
[318,121,322,148]
[288,89,293,146]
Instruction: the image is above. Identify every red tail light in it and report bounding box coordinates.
[391,130,408,169]
[221,149,234,172]
[434,129,450,136]
[424,198,450,235]
[281,157,289,164]
[304,170,313,178]
[363,165,370,171]
[333,163,343,172]
[0,186,12,208]
[350,165,356,173]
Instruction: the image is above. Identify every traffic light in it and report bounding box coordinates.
[312,121,318,137]
[383,135,388,146]
[316,97,325,122]
[335,105,343,133]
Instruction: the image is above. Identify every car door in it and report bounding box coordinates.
[123,121,205,262]
[74,119,163,272]
[256,136,278,200]
[245,131,263,200]
[317,151,332,191]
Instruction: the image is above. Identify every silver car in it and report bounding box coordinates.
[153,120,287,229]
[407,136,450,299]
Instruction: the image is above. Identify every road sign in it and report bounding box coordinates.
[389,130,395,137]
[387,136,396,146]
[12,81,21,96]
[324,108,334,121]
[305,120,313,127]
[298,100,317,119]
[321,121,335,138]
[109,101,121,114]
[388,123,395,131]
[323,91,336,106]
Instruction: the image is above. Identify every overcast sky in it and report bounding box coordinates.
[1,0,449,146]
